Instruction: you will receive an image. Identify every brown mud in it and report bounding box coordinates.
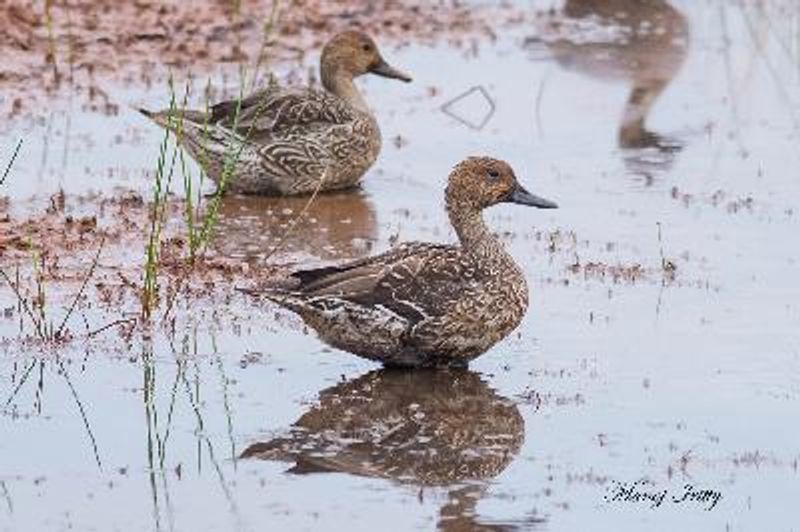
[1,0,529,121]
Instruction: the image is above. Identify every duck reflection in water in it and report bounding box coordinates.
[242,369,537,531]
[211,189,377,262]
[539,0,689,171]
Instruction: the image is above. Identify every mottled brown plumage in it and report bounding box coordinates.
[241,369,523,482]
[241,369,525,530]
[140,31,411,195]
[245,157,558,367]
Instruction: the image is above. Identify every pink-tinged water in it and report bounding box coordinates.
[2,1,799,530]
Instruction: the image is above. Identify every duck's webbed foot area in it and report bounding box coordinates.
[380,351,471,369]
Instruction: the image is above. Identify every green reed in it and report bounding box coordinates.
[142,76,189,319]
[143,1,283,315]
[189,0,282,257]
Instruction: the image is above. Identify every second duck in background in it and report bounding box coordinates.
[141,31,411,196]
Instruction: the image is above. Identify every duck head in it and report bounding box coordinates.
[446,157,558,212]
[321,31,412,87]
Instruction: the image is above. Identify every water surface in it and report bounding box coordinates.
[2,1,800,530]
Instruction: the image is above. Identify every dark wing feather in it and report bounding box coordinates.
[210,86,357,141]
[351,250,480,324]
[290,243,446,296]
[289,243,478,324]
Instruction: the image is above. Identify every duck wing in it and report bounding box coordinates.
[210,86,357,141]
[286,242,477,324]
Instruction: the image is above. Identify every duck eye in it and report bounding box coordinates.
[362,44,372,52]
[487,169,500,180]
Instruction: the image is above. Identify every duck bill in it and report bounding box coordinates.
[370,59,412,82]
[506,184,558,209]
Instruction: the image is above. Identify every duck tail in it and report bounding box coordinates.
[235,286,284,298]
[236,282,300,301]
[138,107,175,131]
[237,285,315,316]
[239,439,296,462]
[138,107,210,134]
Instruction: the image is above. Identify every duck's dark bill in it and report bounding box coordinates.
[370,60,413,82]
[507,185,558,209]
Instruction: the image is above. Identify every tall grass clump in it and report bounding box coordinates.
[143,69,265,316]
[142,2,286,316]
[142,76,189,319]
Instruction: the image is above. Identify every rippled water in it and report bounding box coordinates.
[2,1,800,530]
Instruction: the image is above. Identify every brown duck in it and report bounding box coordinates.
[140,31,411,196]
[244,157,557,367]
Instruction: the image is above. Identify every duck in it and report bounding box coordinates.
[140,30,412,196]
[242,156,558,367]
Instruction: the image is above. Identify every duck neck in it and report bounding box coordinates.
[322,69,369,114]
[447,204,507,259]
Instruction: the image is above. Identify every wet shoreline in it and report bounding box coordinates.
[2,1,800,530]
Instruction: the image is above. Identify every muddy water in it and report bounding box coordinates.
[2,1,800,530]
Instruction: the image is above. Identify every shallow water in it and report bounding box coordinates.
[2,1,800,530]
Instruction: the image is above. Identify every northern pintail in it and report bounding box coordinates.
[243,156,558,367]
[141,30,411,195]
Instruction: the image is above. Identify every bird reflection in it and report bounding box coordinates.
[211,189,377,262]
[241,369,532,531]
[539,0,689,173]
